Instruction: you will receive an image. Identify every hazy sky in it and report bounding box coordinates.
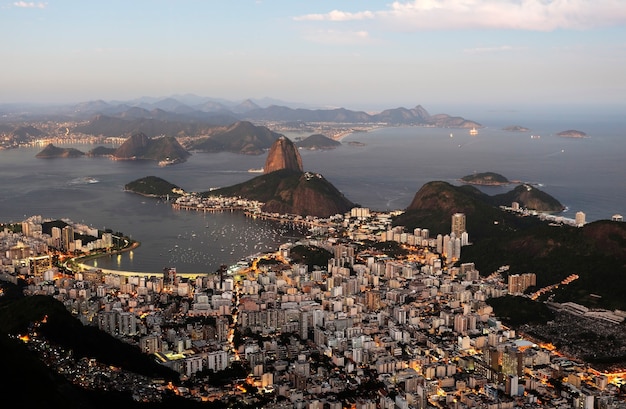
[2,0,625,111]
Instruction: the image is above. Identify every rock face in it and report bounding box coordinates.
[264,136,303,174]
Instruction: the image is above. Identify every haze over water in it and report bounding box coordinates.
[1,115,624,274]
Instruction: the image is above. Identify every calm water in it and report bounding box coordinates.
[1,117,624,273]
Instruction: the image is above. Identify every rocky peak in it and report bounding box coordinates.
[264,136,303,174]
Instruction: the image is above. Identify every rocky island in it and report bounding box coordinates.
[347,141,366,147]
[35,143,85,158]
[503,125,530,132]
[295,133,341,150]
[124,176,184,198]
[459,172,512,186]
[557,129,587,138]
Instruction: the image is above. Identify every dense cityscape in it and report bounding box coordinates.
[2,193,626,408]
[4,1,626,407]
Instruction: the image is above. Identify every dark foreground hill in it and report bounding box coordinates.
[0,280,205,409]
[394,180,626,309]
[208,169,355,218]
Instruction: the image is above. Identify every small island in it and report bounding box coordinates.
[295,133,341,150]
[35,143,85,158]
[503,125,530,132]
[459,172,511,186]
[124,176,184,198]
[557,129,587,138]
[347,141,366,147]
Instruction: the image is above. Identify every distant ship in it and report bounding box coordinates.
[248,168,264,173]
[158,159,179,167]
[469,127,478,136]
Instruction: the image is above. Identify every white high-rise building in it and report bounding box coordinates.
[575,211,586,227]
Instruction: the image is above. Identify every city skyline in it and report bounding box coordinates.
[2,0,625,112]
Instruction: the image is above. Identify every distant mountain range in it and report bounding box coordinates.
[0,94,481,132]
[1,96,483,155]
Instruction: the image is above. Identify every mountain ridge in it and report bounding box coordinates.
[3,97,482,129]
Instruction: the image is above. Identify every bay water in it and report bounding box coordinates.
[0,117,624,274]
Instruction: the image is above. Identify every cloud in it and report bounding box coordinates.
[294,9,375,22]
[13,1,47,8]
[294,0,626,31]
[302,29,373,45]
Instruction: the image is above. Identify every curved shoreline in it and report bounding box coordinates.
[68,240,151,276]
[70,239,234,278]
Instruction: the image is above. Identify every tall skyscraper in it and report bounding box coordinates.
[451,213,466,237]
[575,211,586,227]
[62,225,74,252]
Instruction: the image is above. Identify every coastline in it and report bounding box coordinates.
[69,240,146,275]
[329,125,383,141]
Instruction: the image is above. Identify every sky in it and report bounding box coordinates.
[1,0,625,112]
